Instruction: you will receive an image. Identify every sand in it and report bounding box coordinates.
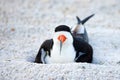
[0,0,120,80]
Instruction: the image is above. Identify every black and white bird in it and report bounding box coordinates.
[35,14,94,64]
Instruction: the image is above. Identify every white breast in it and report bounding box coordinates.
[45,31,76,64]
[45,43,76,64]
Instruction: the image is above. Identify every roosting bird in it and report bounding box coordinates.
[35,14,94,64]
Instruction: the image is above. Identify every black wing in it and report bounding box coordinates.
[73,37,93,63]
[34,39,53,63]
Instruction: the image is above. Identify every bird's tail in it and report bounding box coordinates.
[72,14,94,33]
[72,14,94,42]
[80,14,94,25]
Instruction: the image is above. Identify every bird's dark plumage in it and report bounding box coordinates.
[76,14,94,25]
[35,39,53,63]
[35,14,94,64]
[55,25,71,33]
[73,37,93,63]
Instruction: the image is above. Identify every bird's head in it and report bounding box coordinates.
[53,25,73,52]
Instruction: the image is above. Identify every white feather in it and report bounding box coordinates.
[41,49,46,64]
[72,24,85,34]
[45,31,76,64]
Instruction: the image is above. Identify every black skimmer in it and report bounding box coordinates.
[35,14,94,64]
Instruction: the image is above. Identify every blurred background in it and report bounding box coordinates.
[0,0,120,65]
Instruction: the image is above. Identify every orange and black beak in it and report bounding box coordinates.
[58,35,67,53]
[58,35,67,43]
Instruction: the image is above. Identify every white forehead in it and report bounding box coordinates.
[53,31,71,38]
[53,31,73,44]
